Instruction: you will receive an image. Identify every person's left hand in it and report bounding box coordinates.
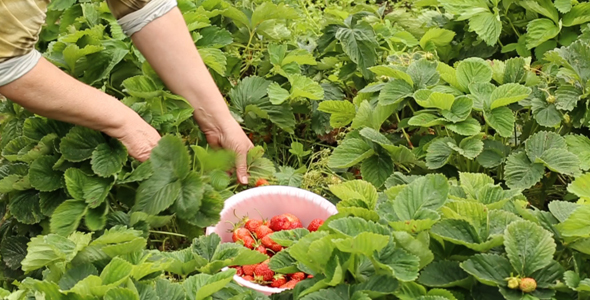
[202,120,254,185]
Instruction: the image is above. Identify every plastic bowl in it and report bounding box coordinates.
[205,185,338,295]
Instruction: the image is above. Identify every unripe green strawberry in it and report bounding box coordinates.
[519,277,537,293]
[547,95,556,104]
[507,277,520,289]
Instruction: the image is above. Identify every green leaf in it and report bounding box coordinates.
[318,100,356,128]
[554,0,572,13]
[556,205,590,237]
[329,179,378,209]
[459,172,494,198]
[369,66,413,85]
[9,190,43,225]
[60,126,105,162]
[504,220,556,276]
[85,202,108,231]
[91,139,127,177]
[361,154,393,188]
[50,200,87,236]
[548,201,579,222]
[531,98,561,128]
[105,288,139,300]
[329,217,390,237]
[420,28,456,49]
[172,172,204,220]
[1,236,28,270]
[563,2,590,26]
[565,135,590,171]
[289,74,324,100]
[59,263,98,290]
[456,57,493,92]
[568,173,590,199]
[379,79,414,106]
[519,0,559,23]
[333,232,390,256]
[447,118,482,136]
[29,156,64,192]
[335,22,378,78]
[267,82,290,105]
[504,152,545,190]
[456,135,484,159]
[101,257,133,286]
[426,137,454,169]
[555,84,581,111]
[526,19,560,49]
[199,48,226,75]
[415,92,454,110]
[484,107,514,138]
[460,253,513,286]
[122,75,162,98]
[441,96,473,122]
[489,83,531,109]
[407,59,439,89]
[65,168,114,208]
[375,242,421,282]
[536,148,580,176]
[525,131,567,162]
[468,11,502,46]
[269,229,310,247]
[328,138,374,169]
[418,260,470,288]
[408,113,447,127]
[394,174,449,220]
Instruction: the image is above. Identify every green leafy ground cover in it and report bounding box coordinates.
[1,0,590,299]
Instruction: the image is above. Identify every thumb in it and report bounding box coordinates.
[235,150,249,185]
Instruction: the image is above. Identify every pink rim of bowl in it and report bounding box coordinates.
[205,185,338,295]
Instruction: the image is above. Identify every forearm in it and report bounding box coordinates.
[129,7,235,134]
[0,57,142,139]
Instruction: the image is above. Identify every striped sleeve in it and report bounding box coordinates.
[106,0,177,36]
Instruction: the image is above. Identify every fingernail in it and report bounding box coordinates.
[241,176,248,184]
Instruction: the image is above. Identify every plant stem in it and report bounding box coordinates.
[149,230,187,238]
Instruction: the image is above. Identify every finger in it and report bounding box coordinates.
[235,150,249,185]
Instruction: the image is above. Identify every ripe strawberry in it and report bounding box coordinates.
[307,274,314,279]
[231,266,244,276]
[255,179,269,187]
[269,214,290,231]
[290,272,305,281]
[242,264,258,276]
[245,219,264,233]
[255,225,274,239]
[520,278,537,293]
[280,279,300,289]
[254,261,274,282]
[270,274,287,287]
[307,219,324,232]
[232,228,255,249]
[261,235,283,252]
[255,244,267,255]
[284,213,303,229]
[243,275,255,282]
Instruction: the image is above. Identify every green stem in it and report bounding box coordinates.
[149,230,187,238]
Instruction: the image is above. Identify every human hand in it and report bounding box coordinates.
[202,120,254,185]
[107,114,161,162]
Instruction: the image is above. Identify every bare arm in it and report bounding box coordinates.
[129,8,253,184]
[0,58,161,161]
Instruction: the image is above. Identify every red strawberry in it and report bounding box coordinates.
[245,219,264,233]
[231,266,244,276]
[261,235,283,252]
[255,244,267,255]
[255,179,269,187]
[232,228,255,249]
[307,219,324,232]
[243,275,255,282]
[242,264,258,276]
[280,279,300,289]
[283,213,303,229]
[269,215,290,231]
[255,225,274,239]
[270,274,287,287]
[254,260,274,282]
[290,272,305,281]
[307,274,314,279]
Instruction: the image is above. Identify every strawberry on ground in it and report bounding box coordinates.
[255,225,274,239]
[254,260,274,282]
[242,264,258,276]
[270,274,287,287]
[280,279,300,289]
[261,235,283,252]
[232,228,255,249]
[255,179,269,187]
[290,272,306,281]
[307,219,324,232]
